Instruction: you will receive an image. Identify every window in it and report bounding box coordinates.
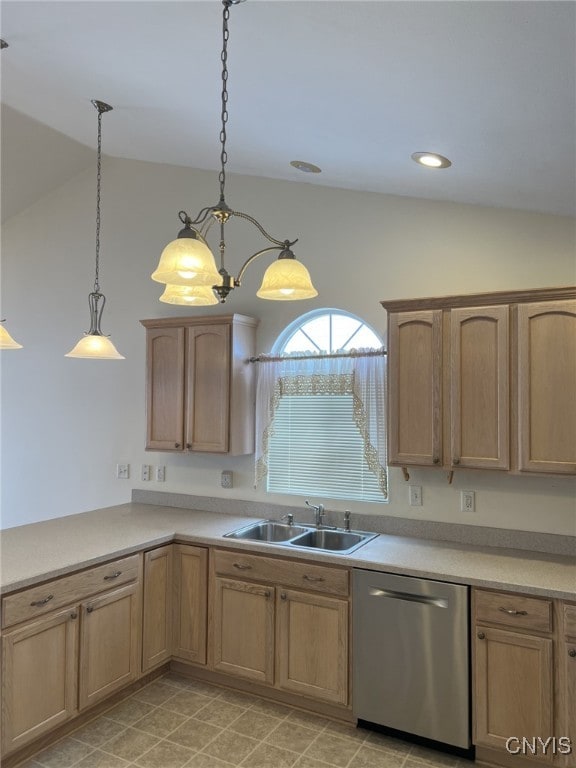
[255,309,387,504]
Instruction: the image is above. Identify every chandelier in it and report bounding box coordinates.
[151,0,317,305]
[66,101,125,359]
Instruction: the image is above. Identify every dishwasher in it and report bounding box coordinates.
[353,569,471,751]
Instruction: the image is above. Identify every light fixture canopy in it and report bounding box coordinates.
[153,0,317,305]
[0,321,23,349]
[66,100,125,360]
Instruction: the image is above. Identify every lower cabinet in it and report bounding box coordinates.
[1,554,141,757]
[142,545,173,671]
[559,603,576,767]
[172,544,208,665]
[210,549,350,707]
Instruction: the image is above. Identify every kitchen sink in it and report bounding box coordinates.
[224,521,310,542]
[224,520,377,554]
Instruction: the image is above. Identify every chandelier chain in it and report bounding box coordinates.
[219,1,231,203]
[94,108,103,294]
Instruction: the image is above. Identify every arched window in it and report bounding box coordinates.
[256,309,387,504]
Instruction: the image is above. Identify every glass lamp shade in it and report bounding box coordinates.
[65,334,125,359]
[159,283,219,306]
[152,236,221,287]
[257,257,318,300]
[0,324,23,349]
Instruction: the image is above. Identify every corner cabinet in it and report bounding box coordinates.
[382,287,576,475]
[140,314,258,455]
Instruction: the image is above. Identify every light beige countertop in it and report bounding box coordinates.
[1,503,575,599]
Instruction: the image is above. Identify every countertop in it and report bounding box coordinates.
[1,503,574,599]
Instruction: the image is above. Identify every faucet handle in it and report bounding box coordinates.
[344,510,351,531]
[281,513,294,526]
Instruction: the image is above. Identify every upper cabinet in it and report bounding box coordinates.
[141,314,258,455]
[382,287,576,475]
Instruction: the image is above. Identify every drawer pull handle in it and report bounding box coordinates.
[569,649,576,658]
[499,607,528,616]
[477,632,486,640]
[303,575,325,583]
[30,594,54,607]
[86,605,94,613]
[233,563,252,570]
[104,571,122,581]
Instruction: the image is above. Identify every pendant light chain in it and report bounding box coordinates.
[94,106,103,294]
[218,1,231,204]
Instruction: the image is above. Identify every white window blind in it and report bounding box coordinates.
[267,393,385,503]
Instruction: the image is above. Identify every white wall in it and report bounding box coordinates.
[2,157,575,533]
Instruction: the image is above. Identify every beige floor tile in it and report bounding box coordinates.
[215,688,257,708]
[74,751,132,768]
[133,681,179,706]
[293,756,339,768]
[193,698,246,728]
[228,710,281,741]
[72,718,127,747]
[265,721,318,754]
[134,739,197,768]
[103,727,160,761]
[13,760,45,768]
[408,746,461,767]
[167,719,223,751]
[348,744,406,768]
[322,720,367,743]
[34,737,94,768]
[285,710,331,731]
[163,673,199,690]
[201,729,259,764]
[304,732,361,768]
[103,698,156,726]
[185,753,236,768]
[241,742,299,768]
[363,731,412,755]
[162,690,214,717]
[248,698,293,719]
[182,680,224,699]
[133,706,190,737]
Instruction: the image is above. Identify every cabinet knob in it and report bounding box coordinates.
[186,443,192,450]
[175,443,181,448]
[477,632,486,640]
[433,457,440,465]
[86,605,94,613]
[70,612,78,620]
[453,458,460,466]
[264,590,271,598]
[569,649,576,658]
[280,592,287,601]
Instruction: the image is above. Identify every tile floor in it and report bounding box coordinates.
[17,674,473,768]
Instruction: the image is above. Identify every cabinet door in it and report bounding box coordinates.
[1,607,78,755]
[450,306,509,469]
[172,544,208,664]
[276,589,348,706]
[211,577,275,684]
[474,626,553,761]
[560,640,576,767]
[387,310,443,466]
[186,325,230,452]
[517,300,576,473]
[145,327,185,451]
[79,583,141,710]
[142,545,173,672]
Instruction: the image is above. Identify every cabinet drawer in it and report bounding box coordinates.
[2,554,140,629]
[474,588,552,633]
[213,549,349,596]
[564,603,576,638]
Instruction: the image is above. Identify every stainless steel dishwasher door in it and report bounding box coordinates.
[353,569,470,749]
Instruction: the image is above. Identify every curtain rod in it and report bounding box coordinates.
[248,349,387,363]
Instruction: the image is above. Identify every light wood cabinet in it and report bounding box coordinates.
[141,314,258,455]
[558,604,576,767]
[382,287,576,475]
[210,549,350,707]
[276,588,348,705]
[1,607,79,755]
[142,545,173,672]
[1,555,142,758]
[518,300,576,474]
[172,544,208,665]
[79,582,141,710]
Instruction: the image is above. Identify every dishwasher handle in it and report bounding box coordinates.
[368,586,448,608]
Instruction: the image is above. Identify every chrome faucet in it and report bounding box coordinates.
[344,510,351,531]
[281,513,294,526]
[305,500,325,528]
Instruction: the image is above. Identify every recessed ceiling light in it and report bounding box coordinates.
[411,152,452,169]
[290,160,322,174]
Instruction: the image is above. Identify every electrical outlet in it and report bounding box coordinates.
[156,465,166,482]
[116,463,130,479]
[461,490,475,513]
[221,470,233,489]
[409,485,422,506]
[141,464,151,482]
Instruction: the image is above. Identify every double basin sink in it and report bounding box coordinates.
[224,520,378,555]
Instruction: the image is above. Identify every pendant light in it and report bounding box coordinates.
[0,321,23,349]
[66,101,125,359]
[152,0,317,305]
